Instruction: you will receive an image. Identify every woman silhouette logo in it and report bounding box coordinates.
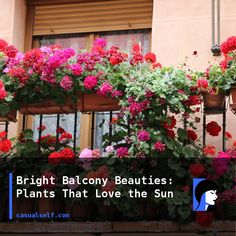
[193,179,218,211]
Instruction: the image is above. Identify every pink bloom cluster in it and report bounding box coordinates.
[60,76,73,91]
[137,130,150,141]
[0,80,7,100]
[154,141,166,152]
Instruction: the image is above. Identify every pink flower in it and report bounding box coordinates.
[116,147,129,158]
[84,75,97,89]
[105,146,114,153]
[154,141,166,152]
[217,151,231,158]
[137,130,150,142]
[71,63,83,76]
[60,76,73,91]
[97,82,113,96]
[79,148,93,158]
[93,38,107,48]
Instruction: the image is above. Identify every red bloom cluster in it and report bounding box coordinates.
[189,163,205,177]
[9,67,29,84]
[130,44,144,65]
[144,52,156,63]
[203,145,216,156]
[197,78,208,90]
[107,46,127,66]
[0,39,18,58]
[206,121,221,136]
[220,36,236,55]
[0,131,12,153]
[59,132,72,142]
[187,129,198,141]
[38,135,56,146]
[48,147,75,164]
[184,95,201,106]
[0,39,8,52]
[163,116,176,130]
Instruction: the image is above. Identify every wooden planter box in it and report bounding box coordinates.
[19,93,120,115]
[79,93,121,112]
[0,110,17,122]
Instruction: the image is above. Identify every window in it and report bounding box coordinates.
[32,29,150,149]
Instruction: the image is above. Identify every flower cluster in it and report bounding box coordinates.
[0,131,11,154]
[206,121,221,136]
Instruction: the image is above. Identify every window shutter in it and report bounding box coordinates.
[33,0,153,36]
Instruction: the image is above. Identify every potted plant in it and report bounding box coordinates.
[220,36,236,112]
[197,64,230,112]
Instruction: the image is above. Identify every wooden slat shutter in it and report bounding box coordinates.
[33,0,153,36]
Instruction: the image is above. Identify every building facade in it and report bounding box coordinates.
[0,0,235,150]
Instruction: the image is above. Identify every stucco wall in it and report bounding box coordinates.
[152,0,236,151]
[0,0,26,137]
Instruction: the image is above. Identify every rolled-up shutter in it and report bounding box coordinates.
[32,0,153,36]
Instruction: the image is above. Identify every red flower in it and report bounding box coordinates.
[225,131,232,140]
[233,141,236,149]
[206,121,221,136]
[167,129,175,139]
[48,152,61,165]
[84,75,98,89]
[203,145,216,156]
[220,36,236,55]
[144,52,156,63]
[197,78,208,90]
[196,212,214,227]
[184,95,201,106]
[4,45,18,58]
[60,148,75,159]
[37,125,46,131]
[0,139,12,153]
[59,132,72,142]
[0,132,7,139]
[132,44,141,54]
[0,39,8,52]
[163,116,176,130]
[56,127,65,134]
[189,163,205,177]
[153,63,162,69]
[187,129,198,141]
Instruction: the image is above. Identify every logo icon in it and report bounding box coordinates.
[193,178,218,211]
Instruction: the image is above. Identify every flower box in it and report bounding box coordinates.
[203,92,226,113]
[0,110,17,122]
[19,99,79,115]
[19,94,120,115]
[79,93,120,112]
